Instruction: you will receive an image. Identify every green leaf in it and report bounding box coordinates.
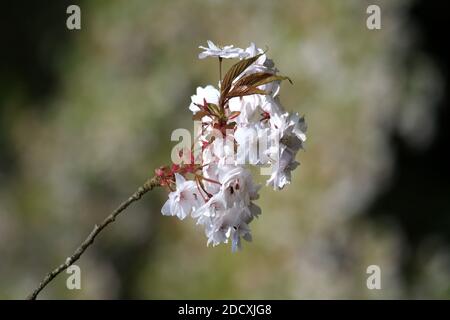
[206,103,220,116]
[225,122,237,129]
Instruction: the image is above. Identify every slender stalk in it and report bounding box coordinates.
[26,176,160,300]
[219,57,223,85]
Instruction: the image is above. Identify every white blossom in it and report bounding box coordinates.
[188,85,220,114]
[161,173,202,220]
[191,165,261,251]
[237,43,281,96]
[266,112,307,189]
[161,42,307,251]
[198,40,248,59]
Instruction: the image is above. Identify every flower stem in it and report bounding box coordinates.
[26,176,160,300]
[219,57,223,85]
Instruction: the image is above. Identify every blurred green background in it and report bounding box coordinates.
[1,0,449,299]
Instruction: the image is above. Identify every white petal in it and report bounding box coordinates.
[207,40,218,50]
[174,173,186,187]
[198,52,209,59]
[161,199,173,216]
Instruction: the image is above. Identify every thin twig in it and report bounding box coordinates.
[26,176,160,300]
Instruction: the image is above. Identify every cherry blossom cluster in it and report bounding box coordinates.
[158,41,307,251]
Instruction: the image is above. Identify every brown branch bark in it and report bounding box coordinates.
[26,176,160,300]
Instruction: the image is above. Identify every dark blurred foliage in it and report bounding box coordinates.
[366,0,450,289]
[0,0,82,173]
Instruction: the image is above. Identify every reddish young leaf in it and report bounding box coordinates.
[220,53,263,102]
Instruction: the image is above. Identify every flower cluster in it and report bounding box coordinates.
[159,41,307,251]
